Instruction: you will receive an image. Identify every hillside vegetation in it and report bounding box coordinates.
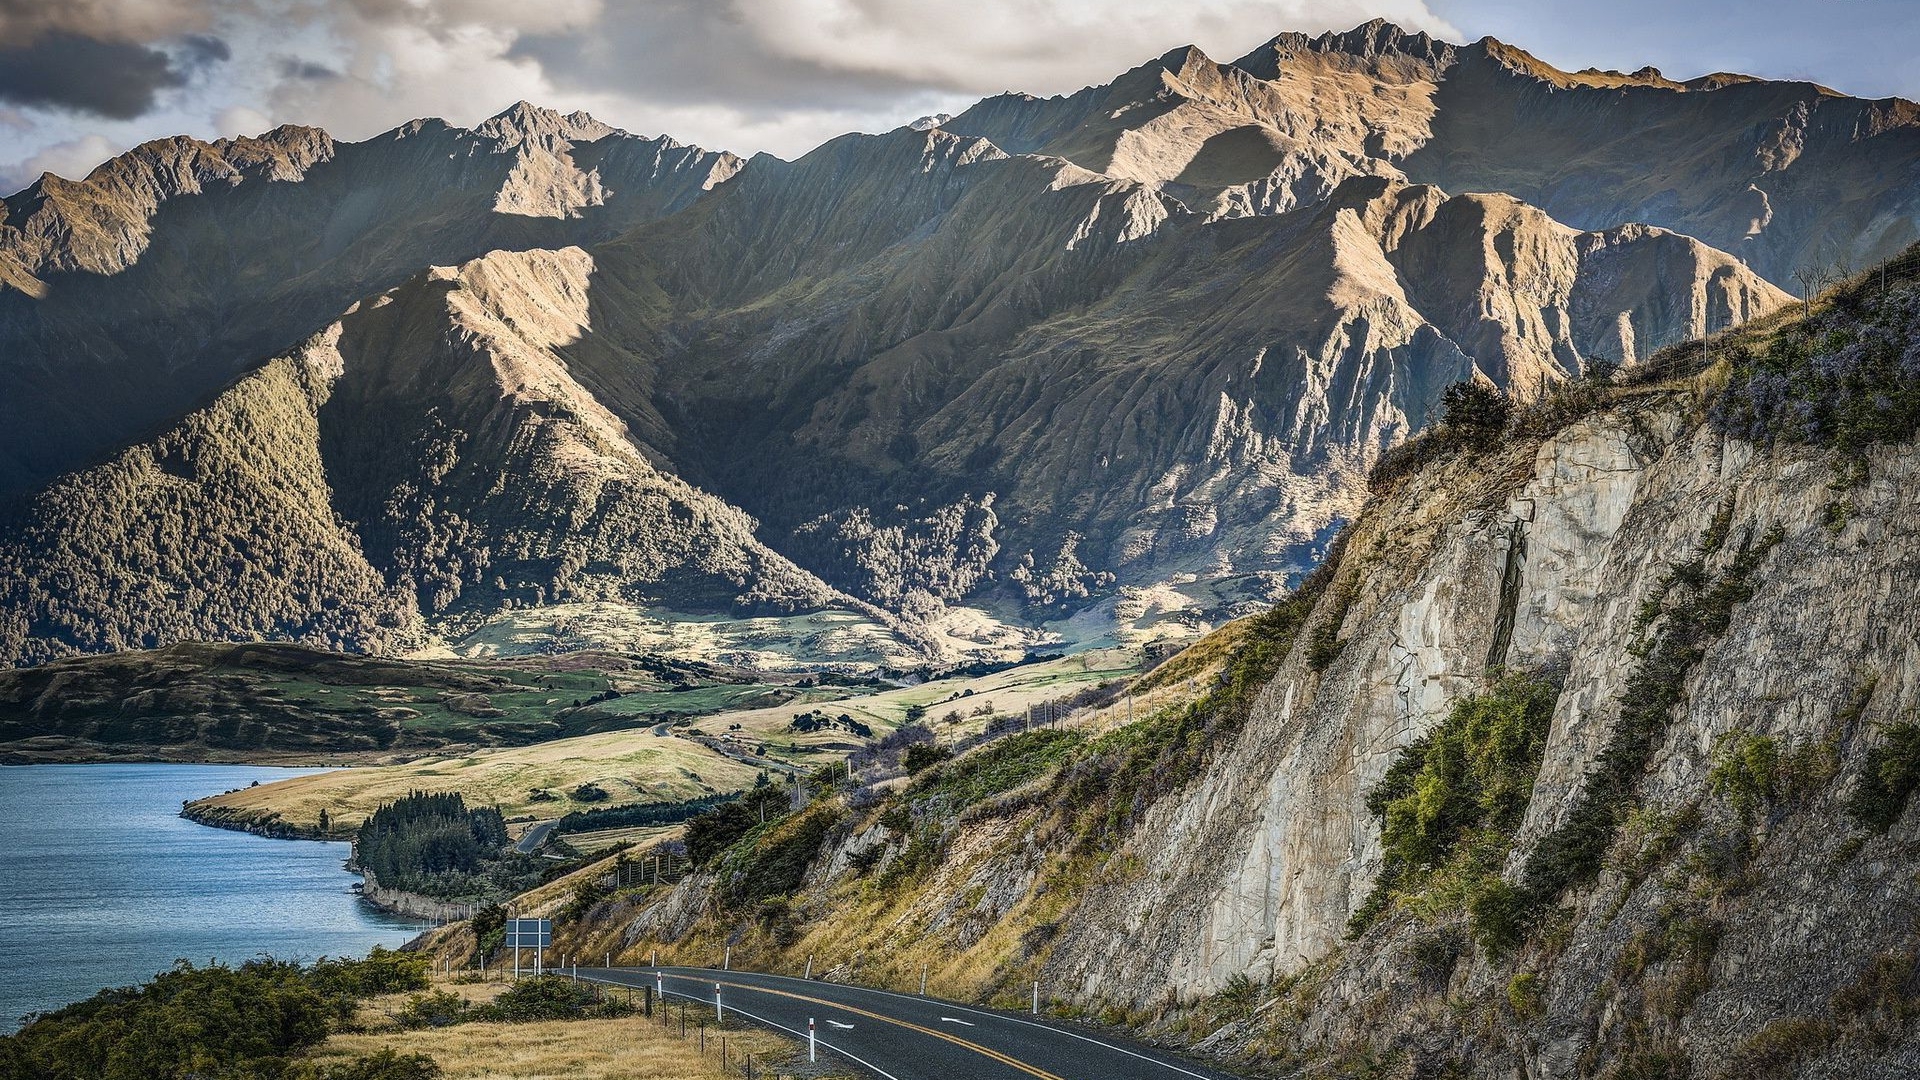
[430,254,1920,1079]
[0,641,841,764]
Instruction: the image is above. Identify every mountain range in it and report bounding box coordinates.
[5,20,1918,668]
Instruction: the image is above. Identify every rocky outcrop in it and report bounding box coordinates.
[357,868,482,923]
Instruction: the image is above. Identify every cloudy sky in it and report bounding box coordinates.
[2,0,1916,193]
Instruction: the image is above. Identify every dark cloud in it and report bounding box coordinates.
[179,33,231,68]
[0,33,188,119]
[277,57,341,81]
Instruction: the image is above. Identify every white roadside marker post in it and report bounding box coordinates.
[715,983,724,1022]
[655,970,664,1003]
[809,1018,816,1062]
[1032,980,1039,1016]
[921,966,929,995]
[724,945,732,971]
[804,954,813,980]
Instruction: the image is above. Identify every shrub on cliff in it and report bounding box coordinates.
[1847,722,1920,832]
[1710,278,1920,451]
[1347,670,1562,951]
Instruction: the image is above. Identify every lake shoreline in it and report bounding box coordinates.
[177,787,478,925]
[0,763,420,1029]
[0,737,439,767]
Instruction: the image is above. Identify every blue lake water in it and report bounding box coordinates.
[0,763,420,1030]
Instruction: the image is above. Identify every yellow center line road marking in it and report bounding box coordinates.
[696,974,1068,1080]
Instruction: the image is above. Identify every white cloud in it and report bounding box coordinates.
[0,0,1453,193]
[214,103,272,135]
[718,0,1457,94]
[2,133,123,189]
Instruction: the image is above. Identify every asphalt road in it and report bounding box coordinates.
[578,966,1246,1080]
[513,821,556,854]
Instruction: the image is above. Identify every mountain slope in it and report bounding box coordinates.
[14,24,1910,666]
[0,247,844,666]
[0,104,740,497]
[575,135,1785,608]
[945,21,1920,287]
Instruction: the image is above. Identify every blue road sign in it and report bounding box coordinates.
[505,918,552,947]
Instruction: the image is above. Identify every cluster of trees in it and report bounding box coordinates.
[788,711,873,738]
[0,360,422,667]
[352,791,509,892]
[787,495,1001,614]
[553,792,736,836]
[1008,531,1115,608]
[684,784,798,866]
[0,950,433,1080]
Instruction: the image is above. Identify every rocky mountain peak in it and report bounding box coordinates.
[474,100,619,148]
[1234,18,1456,78]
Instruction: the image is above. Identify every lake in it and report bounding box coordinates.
[0,763,420,1031]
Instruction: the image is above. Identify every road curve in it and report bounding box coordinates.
[513,821,556,854]
[578,966,1248,1080]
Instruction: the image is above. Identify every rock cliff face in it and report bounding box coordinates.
[1047,392,1920,1077]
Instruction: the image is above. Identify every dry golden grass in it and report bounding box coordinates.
[189,648,1144,834]
[310,980,812,1080]
[189,730,762,829]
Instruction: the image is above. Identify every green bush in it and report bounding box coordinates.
[470,904,506,953]
[1709,732,1782,823]
[1847,722,1920,832]
[561,877,612,922]
[483,975,630,1022]
[1440,381,1513,442]
[0,951,429,1080]
[902,743,952,774]
[394,990,470,1029]
[1348,670,1561,943]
